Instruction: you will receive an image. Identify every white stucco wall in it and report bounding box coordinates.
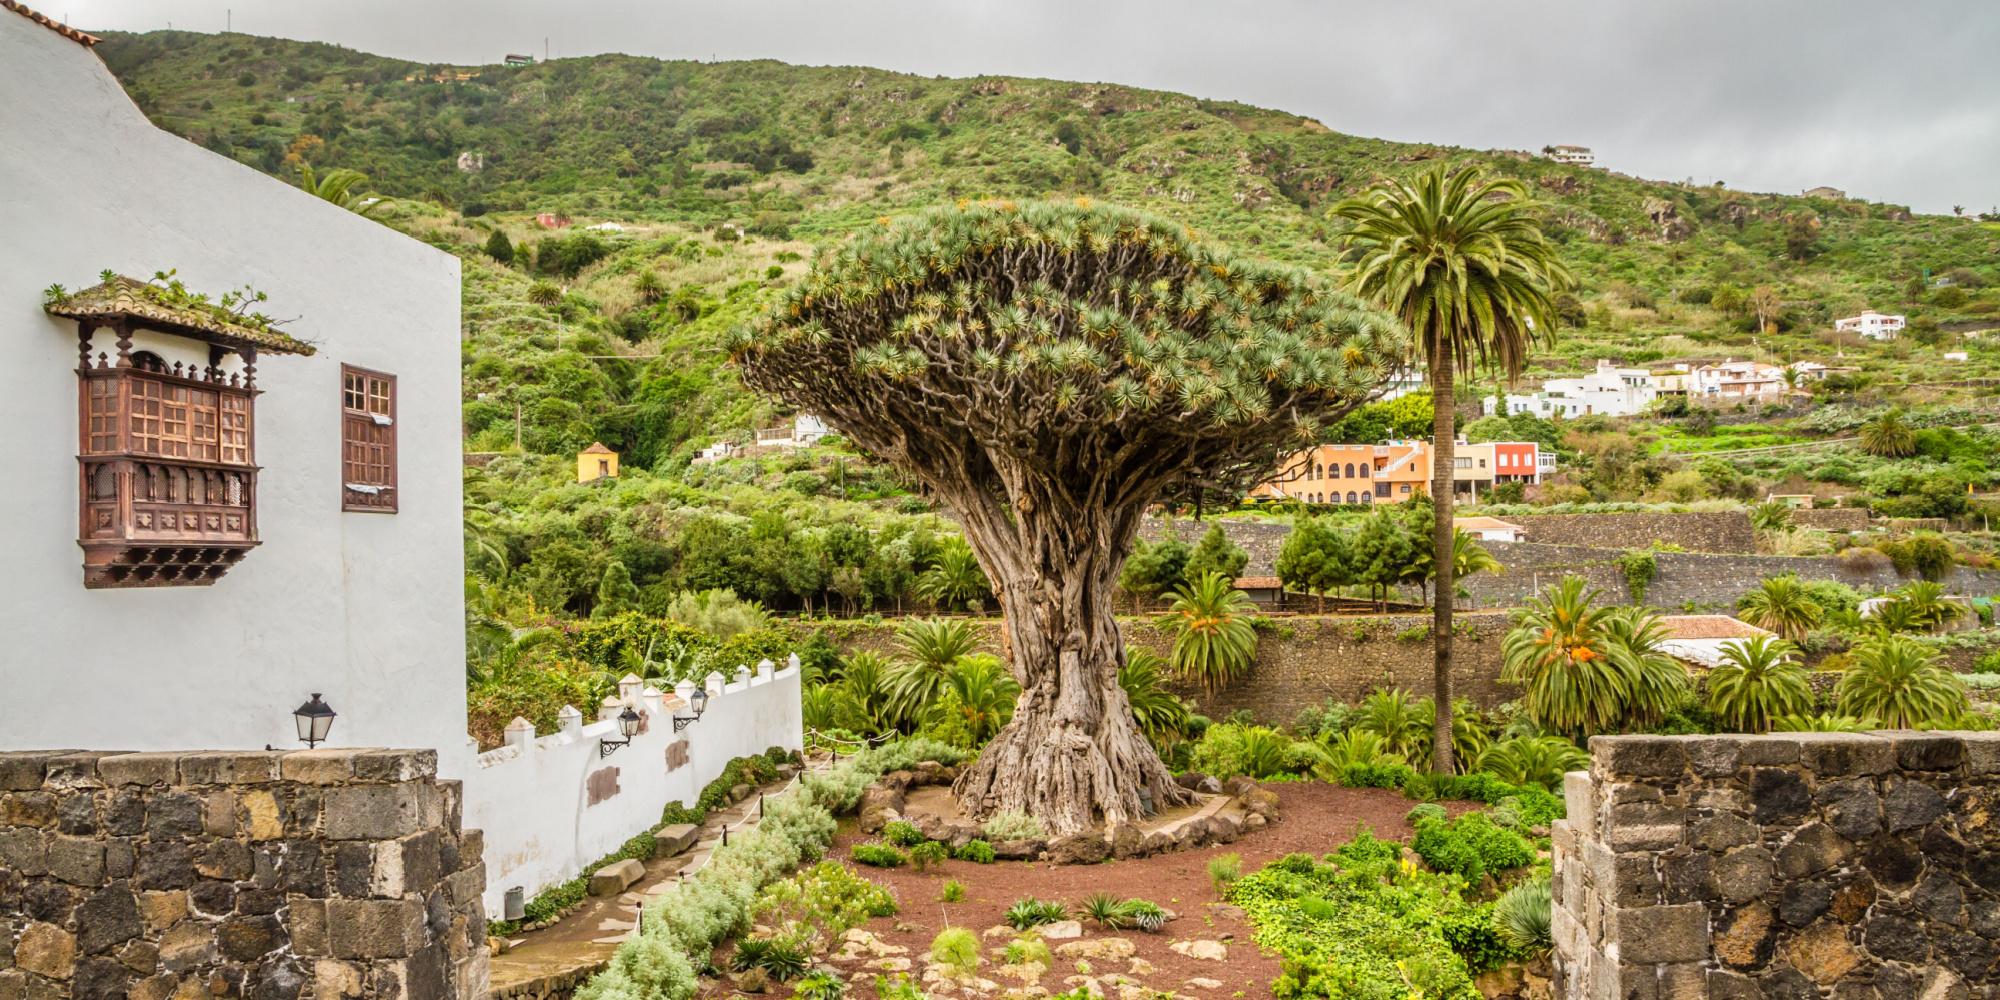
[0,17,467,762]
[464,661,805,913]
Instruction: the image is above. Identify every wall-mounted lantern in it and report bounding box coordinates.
[293,693,336,747]
[673,687,709,733]
[598,706,642,758]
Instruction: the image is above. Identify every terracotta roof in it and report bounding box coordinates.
[1454,516,1522,532]
[1234,576,1284,590]
[3,1,98,45]
[46,276,316,356]
[1654,615,1773,641]
[580,442,615,454]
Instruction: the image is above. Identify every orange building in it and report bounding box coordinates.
[1250,440,1432,505]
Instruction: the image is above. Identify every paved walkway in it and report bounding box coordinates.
[488,776,798,999]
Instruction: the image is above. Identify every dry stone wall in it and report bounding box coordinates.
[1553,732,2000,1000]
[0,748,485,1000]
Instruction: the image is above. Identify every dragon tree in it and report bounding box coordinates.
[736,201,1404,835]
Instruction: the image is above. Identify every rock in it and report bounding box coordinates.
[996,961,1047,985]
[1048,833,1111,865]
[869,957,913,972]
[1243,813,1267,832]
[914,761,948,785]
[1174,772,1209,791]
[1108,824,1145,860]
[1205,814,1241,844]
[991,838,1046,861]
[588,858,644,896]
[1222,776,1258,797]
[654,823,699,857]
[1126,959,1155,977]
[1784,920,1860,985]
[982,925,1019,939]
[1057,938,1135,961]
[730,967,770,993]
[1240,787,1282,820]
[1037,921,1083,941]
[1884,779,1948,833]
[1185,977,1223,990]
[858,786,905,833]
[15,922,77,978]
[1170,939,1227,961]
[1714,902,1774,968]
[729,783,752,803]
[1196,776,1222,795]
[1474,965,1524,998]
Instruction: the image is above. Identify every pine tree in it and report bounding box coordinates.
[1275,516,1352,611]
[1182,524,1248,585]
[735,200,1402,833]
[483,228,515,265]
[592,559,639,619]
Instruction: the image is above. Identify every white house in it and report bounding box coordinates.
[1654,616,1774,669]
[1835,311,1906,341]
[1454,516,1524,543]
[1485,359,1656,418]
[755,413,831,447]
[1,7,467,757]
[1546,145,1596,167]
[1690,358,1795,398]
[1377,366,1426,402]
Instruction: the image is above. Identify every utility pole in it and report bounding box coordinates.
[226,9,231,32]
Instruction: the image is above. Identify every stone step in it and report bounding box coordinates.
[587,858,645,897]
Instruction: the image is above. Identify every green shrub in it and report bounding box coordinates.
[1003,898,1069,930]
[980,811,1045,841]
[1404,803,1448,826]
[953,839,996,864]
[929,927,980,971]
[1411,812,1536,883]
[1003,935,1053,966]
[1207,852,1242,893]
[1493,875,1554,955]
[850,843,909,868]
[790,970,845,1000]
[882,821,928,847]
[940,879,965,903]
[910,841,949,871]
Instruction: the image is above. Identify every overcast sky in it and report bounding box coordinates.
[61,0,2000,215]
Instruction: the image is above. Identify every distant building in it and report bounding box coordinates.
[534,213,571,230]
[1251,438,1548,505]
[504,53,534,66]
[1232,576,1289,609]
[456,151,483,173]
[1545,145,1595,167]
[1377,367,1426,402]
[583,221,626,232]
[1486,359,1656,418]
[1802,186,1846,199]
[1651,366,1692,397]
[754,414,830,448]
[577,442,619,482]
[693,441,738,463]
[1766,494,1815,509]
[1454,516,1524,543]
[1654,616,1774,669]
[1946,351,1970,362]
[1835,311,1905,341]
[1692,358,1788,398]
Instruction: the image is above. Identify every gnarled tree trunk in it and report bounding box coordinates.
[952,500,1193,837]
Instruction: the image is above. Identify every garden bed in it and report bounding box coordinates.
[772,780,1453,998]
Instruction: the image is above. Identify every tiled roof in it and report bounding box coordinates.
[3,1,98,46]
[46,276,316,356]
[1655,615,1773,641]
[580,442,615,454]
[1234,576,1284,590]
[1454,516,1522,532]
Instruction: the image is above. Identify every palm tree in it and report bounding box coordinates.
[1477,735,1589,790]
[1335,164,1574,774]
[526,280,563,307]
[1892,580,1964,631]
[1499,576,1687,737]
[1157,571,1259,695]
[1749,500,1795,536]
[1737,576,1824,641]
[932,655,1020,745]
[1858,410,1916,458]
[1348,688,1431,761]
[1119,650,1192,747]
[1837,634,1969,728]
[1599,606,1692,729]
[296,163,386,218]
[1706,636,1812,733]
[914,537,992,613]
[829,651,899,735]
[885,617,981,724]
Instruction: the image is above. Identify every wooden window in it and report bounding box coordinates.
[341,366,397,512]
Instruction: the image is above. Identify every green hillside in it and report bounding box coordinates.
[96,31,1999,466]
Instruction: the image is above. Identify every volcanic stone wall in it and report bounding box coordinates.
[0,748,486,1000]
[1552,732,2000,1000]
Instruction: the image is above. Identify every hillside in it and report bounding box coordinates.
[95,31,2000,465]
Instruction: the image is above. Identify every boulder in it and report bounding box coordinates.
[992,838,1046,861]
[858,786,905,833]
[1108,824,1146,860]
[729,967,770,993]
[1240,787,1282,821]
[913,760,949,785]
[1206,814,1241,844]
[1037,920,1083,941]
[1141,831,1175,856]
[653,824,699,858]
[1197,776,1223,795]
[1174,772,1210,791]
[728,783,752,804]
[1169,939,1228,962]
[1243,812,1267,832]
[1047,833,1111,865]
[588,858,644,897]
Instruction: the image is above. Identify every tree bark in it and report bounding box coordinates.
[952,508,1194,837]
[1430,351,1458,775]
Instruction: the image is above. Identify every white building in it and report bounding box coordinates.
[2,7,467,756]
[1654,616,1774,668]
[755,413,831,447]
[1454,516,1525,543]
[1485,359,1656,418]
[1690,358,1789,398]
[1835,311,1906,341]
[1378,366,1426,402]
[1546,145,1596,167]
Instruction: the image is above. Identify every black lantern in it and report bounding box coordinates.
[293,694,336,748]
[599,706,643,758]
[674,686,709,733]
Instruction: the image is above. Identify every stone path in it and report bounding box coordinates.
[487,775,799,999]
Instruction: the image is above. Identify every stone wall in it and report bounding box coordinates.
[1792,508,1871,533]
[1505,510,1760,553]
[1464,541,2000,611]
[1552,732,2000,1000]
[0,748,485,1000]
[818,611,1519,722]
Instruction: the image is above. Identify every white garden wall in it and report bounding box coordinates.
[463,658,805,913]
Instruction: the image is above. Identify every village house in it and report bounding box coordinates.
[1485,358,1656,418]
[1453,516,1525,543]
[1653,615,1775,669]
[1377,366,1426,402]
[1544,144,1595,166]
[1802,185,1846,199]
[1252,438,1548,505]
[577,441,620,481]
[1835,310,1906,340]
[755,412,831,448]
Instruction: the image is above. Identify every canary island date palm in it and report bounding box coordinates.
[1737,576,1823,641]
[1500,576,1688,738]
[1836,634,1969,728]
[1335,165,1574,773]
[734,200,1403,833]
[1706,635,1812,733]
[1159,571,1260,696]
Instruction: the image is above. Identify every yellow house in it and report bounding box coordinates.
[577,442,619,482]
